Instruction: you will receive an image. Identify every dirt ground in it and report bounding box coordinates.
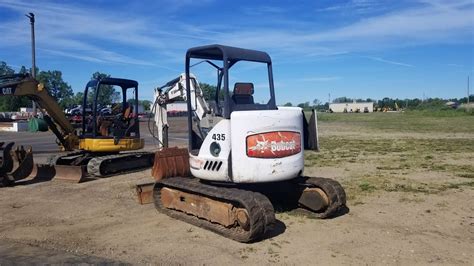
[0,114,473,264]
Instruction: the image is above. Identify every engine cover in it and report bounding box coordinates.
[230,107,304,183]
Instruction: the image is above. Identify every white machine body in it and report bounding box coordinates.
[190,107,304,183]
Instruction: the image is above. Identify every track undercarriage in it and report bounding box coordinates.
[50,150,155,182]
[153,175,346,242]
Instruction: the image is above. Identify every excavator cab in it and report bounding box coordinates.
[80,78,143,152]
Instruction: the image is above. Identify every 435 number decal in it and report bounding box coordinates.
[212,133,226,141]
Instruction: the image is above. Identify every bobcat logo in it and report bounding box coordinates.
[247,131,301,158]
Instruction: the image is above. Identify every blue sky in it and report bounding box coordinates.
[0,0,473,104]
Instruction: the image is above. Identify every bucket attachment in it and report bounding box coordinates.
[151,147,190,181]
[0,142,15,175]
[1,142,35,186]
[10,146,34,182]
[135,182,155,204]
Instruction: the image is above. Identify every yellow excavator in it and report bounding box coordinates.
[0,74,154,184]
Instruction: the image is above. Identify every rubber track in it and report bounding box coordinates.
[154,177,275,243]
[48,151,84,165]
[87,152,154,177]
[296,176,347,218]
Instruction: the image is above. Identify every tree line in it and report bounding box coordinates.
[2,60,471,113]
[285,95,474,111]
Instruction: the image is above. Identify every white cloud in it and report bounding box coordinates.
[217,0,473,56]
[365,56,414,67]
[0,0,472,67]
[300,76,342,82]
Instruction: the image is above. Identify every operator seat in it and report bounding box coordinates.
[232,83,254,104]
[123,104,132,119]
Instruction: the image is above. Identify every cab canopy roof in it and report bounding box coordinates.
[186,44,271,64]
[86,78,138,89]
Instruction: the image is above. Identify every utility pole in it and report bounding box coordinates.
[26,12,37,116]
[328,93,331,104]
[468,76,470,105]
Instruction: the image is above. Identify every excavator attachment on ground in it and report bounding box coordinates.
[0,142,35,186]
[136,147,189,204]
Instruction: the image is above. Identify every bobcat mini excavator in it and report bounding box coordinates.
[146,44,347,242]
[0,74,154,184]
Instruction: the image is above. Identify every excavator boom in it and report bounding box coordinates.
[0,74,78,151]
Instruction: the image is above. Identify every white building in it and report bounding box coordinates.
[329,101,374,113]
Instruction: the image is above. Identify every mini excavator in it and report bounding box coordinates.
[0,74,154,184]
[144,44,347,242]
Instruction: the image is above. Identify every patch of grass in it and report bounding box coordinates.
[458,173,474,179]
[399,196,425,203]
[270,242,282,248]
[314,112,474,133]
[359,181,376,192]
[267,247,280,257]
[304,112,474,203]
[444,181,474,189]
[384,183,431,193]
[241,247,257,253]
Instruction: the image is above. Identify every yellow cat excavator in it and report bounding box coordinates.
[0,74,154,185]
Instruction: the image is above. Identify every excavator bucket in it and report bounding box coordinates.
[1,142,15,185]
[1,142,35,186]
[151,147,190,181]
[10,146,35,182]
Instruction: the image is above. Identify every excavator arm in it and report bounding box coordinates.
[0,74,78,151]
[152,73,210,148]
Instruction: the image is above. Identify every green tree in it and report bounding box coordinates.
[333,97,352,103]
[127,99,152,112]
[312,98,321,107]
[89,72,117,107]
[140,100,152,111]
[297,102,311,110]
[0,62,31,111]
[37,70,73,108]
[199,82,224,100]
[199,82,216,100]
[283,102,293,106]
[0,61,14,75]
[18,66,30,75]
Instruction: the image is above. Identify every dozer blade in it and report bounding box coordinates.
[151,147,190,181]
[50,165,87,183]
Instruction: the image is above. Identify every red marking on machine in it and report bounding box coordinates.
[246,131,301,158]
